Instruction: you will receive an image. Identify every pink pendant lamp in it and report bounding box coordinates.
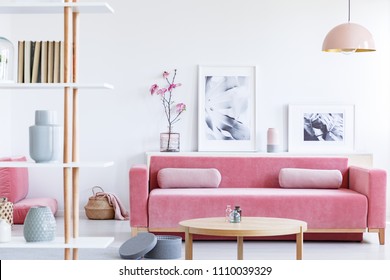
[322,0,375,53]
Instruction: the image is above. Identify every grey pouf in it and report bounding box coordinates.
[144,235,182,259]
[119,233,157,260]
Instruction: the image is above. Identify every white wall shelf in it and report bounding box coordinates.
[0,2,114,14]
[0,237,114,249]
[0,83,114,90]
[0,161,114,168]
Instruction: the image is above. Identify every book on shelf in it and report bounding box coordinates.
[40,41,48,83]
[23,41,31,83]
[47,41,54,83]
[53,41,60,83]
[16,40,64,84]
[30,41,36,81]
[60,41,65,83]
[17,41,24,83]
[31,41,41,83]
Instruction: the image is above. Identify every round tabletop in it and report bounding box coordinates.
[179,217,307,237]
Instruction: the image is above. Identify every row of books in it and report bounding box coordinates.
[17,41,65,83]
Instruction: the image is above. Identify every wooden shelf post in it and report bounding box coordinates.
[63,0,72,260]
[72,0,80,260]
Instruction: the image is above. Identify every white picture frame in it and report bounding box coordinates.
[288,104,355,153]
[198,65,257,152]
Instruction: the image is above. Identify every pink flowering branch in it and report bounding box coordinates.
[150,69,186,135]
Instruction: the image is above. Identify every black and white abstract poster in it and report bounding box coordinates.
[204,75,250,141]
[288,105,355,153]
[198,66,256,151]
[303,113,344,141]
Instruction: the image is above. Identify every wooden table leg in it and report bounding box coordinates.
[184,228,193,260]
[296,226,304,260]
[237,236,244,260]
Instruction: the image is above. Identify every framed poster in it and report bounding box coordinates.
[288,104,355,153]
[198,65,256,151]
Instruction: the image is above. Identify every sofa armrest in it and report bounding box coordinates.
[129,164,149,228]
[349,166,387,229]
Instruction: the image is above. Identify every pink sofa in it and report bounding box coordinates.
[129,155,386,244]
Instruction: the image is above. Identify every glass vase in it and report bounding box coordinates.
[0,37,14,82]
[160,132,180,152]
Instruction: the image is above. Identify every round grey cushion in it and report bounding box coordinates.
[119,233,157,259]
[144,235,182,259]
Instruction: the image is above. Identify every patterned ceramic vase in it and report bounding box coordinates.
[23,206,56,242]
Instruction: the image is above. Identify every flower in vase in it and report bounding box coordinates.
[176,103,186,113]
[149,69,186,134]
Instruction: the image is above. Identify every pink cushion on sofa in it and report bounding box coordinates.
[157,168,221,188]
[13,197,58,224]
[0,156,29,203]
[279,168,342,189]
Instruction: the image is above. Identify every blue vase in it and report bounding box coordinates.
[29,110,62,163]
[23,206,56,242]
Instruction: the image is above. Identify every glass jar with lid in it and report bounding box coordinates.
[0,37,14,82]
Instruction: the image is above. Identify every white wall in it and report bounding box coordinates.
[2,0,390,217]
[0,92,11,154]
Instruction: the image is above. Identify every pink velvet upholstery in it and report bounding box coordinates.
[129,155,386,242]
[148,156,349,191]
[349,166,387,229]
[148,188,367,229]
[13,197,58,224]
[279,168,342,189]
[0,156,58,224]
[129,164,149,228]
[157,168,221,188]
[0,156,29,203]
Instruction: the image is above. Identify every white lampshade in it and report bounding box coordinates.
[322,22,375,53]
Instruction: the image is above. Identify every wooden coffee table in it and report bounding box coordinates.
[179,217,307,260]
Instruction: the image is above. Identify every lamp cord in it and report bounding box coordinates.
[348,0,351,22]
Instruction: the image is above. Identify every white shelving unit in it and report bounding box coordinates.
[0,2,114,259]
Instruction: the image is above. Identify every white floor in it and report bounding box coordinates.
[1,216,390,260]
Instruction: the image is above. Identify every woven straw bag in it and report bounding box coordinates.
[84,186,115,220]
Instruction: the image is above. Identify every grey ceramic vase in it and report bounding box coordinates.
[23,206,56,242]
[267,128,280,153]
[29,110,62,163]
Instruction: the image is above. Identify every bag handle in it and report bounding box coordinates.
[92,186,105,195]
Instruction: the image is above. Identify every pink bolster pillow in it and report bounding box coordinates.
[279,168,342,189]
[157,168,222,189]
